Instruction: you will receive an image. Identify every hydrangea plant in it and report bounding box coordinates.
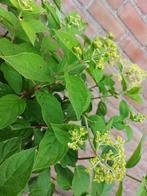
[0,0,147,195]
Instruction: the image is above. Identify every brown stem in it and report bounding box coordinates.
[126,173,142,183]
[78,156,95,160]
[31,125,48,129]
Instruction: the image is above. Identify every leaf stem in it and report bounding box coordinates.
[126,173,141,183]
[78,156,95,160]
[83,115,97,156]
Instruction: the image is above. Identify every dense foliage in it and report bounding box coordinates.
[0,0,147,195]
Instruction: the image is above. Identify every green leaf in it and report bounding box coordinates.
[125,87,143,103]
[119,100,129,119]
[96,101,107,116]
[124,125,133,142]
[0,148,35,196]
[36,90,64,125]
[51,123,70,145]
[29,169,55,196]
[53,0,61,10]
[0,52,53,83]
[126,134,145,168]
[112,115,125,130]
[137,176,147,196]
[20,20,36,45]
[55,164,73,190]
[116,182,123,196]
[0,94,26,129]
[88,115,106,134]
[91,182,112,196]
[34,130,67,171]
[55,30,79,64]
[0,82,13,97]
[65,74,91,119]
[60,149,78,167]
[72,165,90,196]
[0,137,21,165]
[1,63,22,94]
[88,66,103,85]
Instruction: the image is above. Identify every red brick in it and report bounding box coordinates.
[119,36,147,70]
[119,3,147,46]
[78,0,91,6]
[107,0,123,9]
[136,0,147,14]
[89,0,124,39]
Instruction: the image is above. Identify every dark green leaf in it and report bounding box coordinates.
[0,94,26,129]
[88,115,106,134]
[96,101,107,116]
[1,63,22,94]
[55,164,73,190]
[36,90,64,125]
[29,169,55,196]
[0,137,20,164]
[0,148,35,196]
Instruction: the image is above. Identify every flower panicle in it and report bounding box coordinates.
[89,132,126,184]
[68,127,88,150]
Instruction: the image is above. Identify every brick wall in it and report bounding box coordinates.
[62,1,147,195]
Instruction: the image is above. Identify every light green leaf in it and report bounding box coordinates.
[65,74,91,119]
[126,134,145,168]
[125,87,143,103]
[36,90,64,125]
[137,176,147,196]
[34,130,67,171]
[72,165,90,196]
[0,148,35,196]
[20,20,36,45]
[1,63,22,94]
[0,94,26,129]
[55,164,73,190]
[124,125,133,142]
[88,115,106,134]
[119,100,129,119]
[29,169,55,196]
[116,182,123,196]
[0,52,53,82]
[91,182,112,196]
[0,137,21,165]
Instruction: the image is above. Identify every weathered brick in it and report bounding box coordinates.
[89,0,124,39]
[107,0,123,9]
[136,0,147,14]
[119,2,147,46]
[119,36,147,70]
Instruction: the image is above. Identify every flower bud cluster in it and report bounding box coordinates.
[89,132,126,184]
[92,34,120,70]
[124,63,147,89]
[131,113,147,123]
[68,127,88,150]
[18,0,32,10]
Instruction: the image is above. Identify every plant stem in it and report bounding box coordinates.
[78,156,95,160]
[126,173,142,183]
[31,125,48,129]
[83,115,97,156]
